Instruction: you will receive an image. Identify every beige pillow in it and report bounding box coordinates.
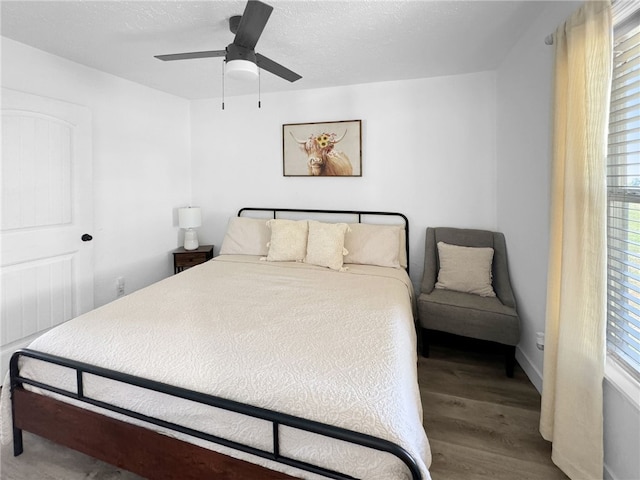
[305,221,349,271]
[398,228,408,269]
[220,217,270,256]
[435,242,496,297]
[344,223,402,268]
[265,219,308,262]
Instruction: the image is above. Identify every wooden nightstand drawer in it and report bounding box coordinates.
[172,245,214,274]
[177,252,207,267]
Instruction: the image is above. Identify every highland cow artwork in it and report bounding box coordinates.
[283,120,362,177]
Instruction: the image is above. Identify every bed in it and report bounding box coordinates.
[0,208,431,480]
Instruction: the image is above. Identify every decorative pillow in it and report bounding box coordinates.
[344,223,402,268]
[305,221,349,271]
[220,217,270,256]
[435,242,496,297]
[265,219,308,262]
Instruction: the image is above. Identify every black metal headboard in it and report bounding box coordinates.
[237,207,410,274]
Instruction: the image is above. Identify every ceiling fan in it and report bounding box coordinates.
[154,0,301,83]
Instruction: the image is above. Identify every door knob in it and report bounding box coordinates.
[81,234,93,242]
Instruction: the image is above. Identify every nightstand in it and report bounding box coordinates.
[172,245,214,274]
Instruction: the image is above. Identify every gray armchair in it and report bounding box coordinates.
[417,227,520,377]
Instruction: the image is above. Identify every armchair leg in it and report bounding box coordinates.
[505,345,516,378]
[421,328,430,358]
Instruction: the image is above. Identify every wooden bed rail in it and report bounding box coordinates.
[10,348,423,480]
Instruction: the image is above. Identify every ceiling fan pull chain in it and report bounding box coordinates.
[222,60,225,110]
[258,68,262,108]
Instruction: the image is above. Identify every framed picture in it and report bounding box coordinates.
[282,120,362,177]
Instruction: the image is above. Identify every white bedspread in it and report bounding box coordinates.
[1,255,431,480]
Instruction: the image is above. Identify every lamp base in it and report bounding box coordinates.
[183,229,199,250]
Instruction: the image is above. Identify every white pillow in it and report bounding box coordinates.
[265,219,308,262]
[220,217,270,256]
[305,221,349,271]
[344,223,402,268]
[435,242,496,297]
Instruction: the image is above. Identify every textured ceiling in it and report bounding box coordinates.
[1,1,554,100]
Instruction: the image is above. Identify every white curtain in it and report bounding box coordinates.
[540,2,612,480]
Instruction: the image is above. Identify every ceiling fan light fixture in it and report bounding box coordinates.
[225,59,259,80]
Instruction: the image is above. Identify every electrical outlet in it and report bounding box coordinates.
[536,332,545,351]
[116,277,125,298]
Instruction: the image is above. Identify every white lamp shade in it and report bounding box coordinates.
[226,59,259,80]
[178,207,202,229]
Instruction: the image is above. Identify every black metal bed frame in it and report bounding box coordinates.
[11,207,420,480]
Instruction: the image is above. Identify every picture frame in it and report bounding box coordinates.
[282,120,362,177]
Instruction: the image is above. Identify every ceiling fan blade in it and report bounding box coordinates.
[155,50,226,61]
[234,0,273,50]
[256,53,301,82]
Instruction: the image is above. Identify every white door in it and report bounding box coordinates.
[1,88,93,374]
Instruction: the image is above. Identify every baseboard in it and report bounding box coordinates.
[515,346,543,394]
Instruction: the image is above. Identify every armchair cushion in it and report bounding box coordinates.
[418,289,519,346]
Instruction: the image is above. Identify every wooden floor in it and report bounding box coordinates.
[1,338,568,480]
[422,335,568,480]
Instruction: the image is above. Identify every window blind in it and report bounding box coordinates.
[606,8,640,382]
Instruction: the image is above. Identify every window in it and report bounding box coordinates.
[606,6,640,382]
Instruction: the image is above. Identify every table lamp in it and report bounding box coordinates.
[178,207,202,250]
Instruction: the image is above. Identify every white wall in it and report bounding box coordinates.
[191,71,498,289]
[603,373,640,480]
[1,38,192,307]
[496,2,640,479]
